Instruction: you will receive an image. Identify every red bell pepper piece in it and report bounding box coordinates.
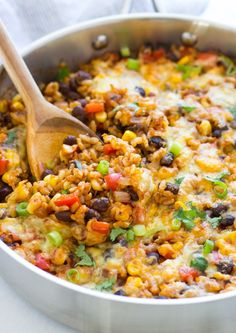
[103,144,116,155]
[0,159,9,175]
[104,173,121,191]
[54,193,80,207]
[35,254,50,271]
[91,220,110,234]
[85,102,104,113]
[179,266,199,282]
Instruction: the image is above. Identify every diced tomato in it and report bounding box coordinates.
[91,220,110,234]
[179,266,199,282]
[104,173,121,191]
[153,48,166,60]
[196,52,218,67]
[0,159,9,175]
[35,254,50,271]
[85,102,104,113]
[103,144,116,155]
[54,193,80,207]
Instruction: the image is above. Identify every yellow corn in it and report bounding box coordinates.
[2,171,12,185]
[169,74,182,84]
[174,201,188,210]
[91,179,102,191]
[178,55,191,65]
[0,203,7,208]
[198,120,212,136]
[11,101,25,112]
[95,111,107,123]
[122,130,137,142]
[127,260,141,276]
[44,174,58,187]
[0,99,8,113]
[52,247,68,265]
[126,276,143,288]
[5,150,20,168]
[195,156,223,172]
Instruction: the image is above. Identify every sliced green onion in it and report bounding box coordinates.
[190,256,208,272]
[171,219,181,231]
[66,269,80,283]
[181,106,196,112]
[47,231,63,247]
[169,142,183,156]
[16,202,29,217]
[6,130,16,144]
[126,229,135,241]
[97,160,109,176]
[126,58,140,71]
[203,240,214,255]
[213,180,228,199]
[120,46,131,57]
[133,224,146,236]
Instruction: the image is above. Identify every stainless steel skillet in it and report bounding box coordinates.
[1,13,236,333]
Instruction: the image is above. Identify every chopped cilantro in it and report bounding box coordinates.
[5,130,16,144]
[126,229,135,241]
[95,277,116,291]
[175,176,185,185]
[219,55,236,76]
[207,216,222,228]
[57,66,70,81]
[204,171,230,183]
[174,202,206,231]
[75,244,95,267]
[110,228,127,242]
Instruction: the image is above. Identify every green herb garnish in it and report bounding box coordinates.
[190,256,208,272]
[95,277,116,291]
[176,64,201,80]
[205,172,230,199]
[5,130,16,144]
[75,244,95,267]
[206,216,222,228]
[174,202,206,231]
[175,176,185,185]
[219,55,236,76]
[110,228,127,242]
[57,66,70,81]
[181,106,196,112]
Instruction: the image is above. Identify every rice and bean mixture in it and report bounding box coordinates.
[1,44,236,298]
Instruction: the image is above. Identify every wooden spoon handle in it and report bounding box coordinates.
[0,20,44,106]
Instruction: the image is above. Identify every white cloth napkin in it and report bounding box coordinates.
[0,0,236,332]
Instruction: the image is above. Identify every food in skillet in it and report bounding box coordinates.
[0,44,236,298]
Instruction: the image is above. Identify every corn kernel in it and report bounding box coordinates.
[174,201,188,210]
[198,120,212,136]
[127,259,141,276]
[158,243,176,259]
[52,247,68,265]
[5,150,20,168]
[122,130,137,142]
[91,179,102,191]
[95,111,107,123]
[195,156,223,172]
[0,203,7,208]
[178,55,191,65]
[0,100,8,113]
[2,171,12,185]
[170,74,182,84]
[11,101,24,112]
[44,174,58,187]
[126,276,143,288]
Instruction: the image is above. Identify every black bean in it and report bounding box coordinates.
[219,215,235,228]
[71,106,88,123]
[55,210,73,222]
[165,182,179,195]
[69,76,78,91]
[119,238,128,247]
[210,203,228,217]
[212,129,222,138]
[75,70,92,83]
[149,136,166,149]
[135,86,146,97]
[109,93,122,101]
[114,289,127,296]
[41,169,54,179]
[104,248,112,260]
[160,152,174,167]
[59,82,70,96]
[91,197,110,212]
[63,135,77,145]
[67,91,80,100]
[79,99,88,107]
[153,295,169,299]
[147,252,160,265]
[0,183,12,202]
[125,186,139,201]
[217,259,234,274]
[230,120,236,129]
[84,208,101,222]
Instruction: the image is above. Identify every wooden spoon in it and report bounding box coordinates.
[0,21,97,180]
